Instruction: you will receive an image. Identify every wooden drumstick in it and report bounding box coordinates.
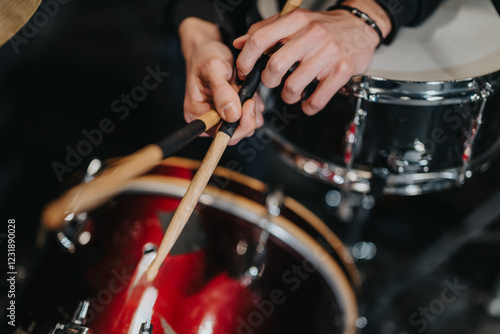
[146,0,304,282]
[0,0,41,47]
[42,110,221,230]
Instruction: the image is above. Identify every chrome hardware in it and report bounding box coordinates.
[387,139,432,174]
[265,186,285,217]
[139,318,153,334]
[271,129,500,196]
[325,190,343,208]
[344,106,367,173]
[72,300,90,325]
[49,300,92,334]
[355,316,368,329]
[343,71,500,106]
[458,88,488,184]
[336,191,375,223]
[57,212,90,253]
[350,241,377,261]
[84,158,103,183]
[241,187,285,286]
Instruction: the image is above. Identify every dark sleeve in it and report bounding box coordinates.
[170,0,255,41]
[375,0,444,43]
[173,0,220,29]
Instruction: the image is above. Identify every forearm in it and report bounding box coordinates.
[178,18,222,62]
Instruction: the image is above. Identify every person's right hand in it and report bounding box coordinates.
[179,18,265,145]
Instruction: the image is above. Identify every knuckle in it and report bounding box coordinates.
[338,60,354,76]
[307,21,328,37]
[205,58,227,73]
[247,31,265,50]
[284,80,302,96]
[306,97,325,114]
[236,59,252,76]
[290,8,309,22]
[325,41,340,55]
[235,58,247,74]
[267,58,286,75]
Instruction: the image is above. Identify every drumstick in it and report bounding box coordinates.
[42,110,221,230]
[146,0,304,282]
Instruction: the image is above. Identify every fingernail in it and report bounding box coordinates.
[222,102,238,120]
[250,101,256,117]
[235,34,249,41]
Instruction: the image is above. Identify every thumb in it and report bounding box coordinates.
[209,78,242,123]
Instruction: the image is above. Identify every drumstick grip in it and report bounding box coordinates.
[156,110,220,157]
[219,53,270,137]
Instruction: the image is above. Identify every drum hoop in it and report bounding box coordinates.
[160,157,269,192]
[160,157,362,289]
[270,130,500,196]
[119,175,359,334]
[342,70,500,106]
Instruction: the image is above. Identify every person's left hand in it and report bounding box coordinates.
[233,0,391,115]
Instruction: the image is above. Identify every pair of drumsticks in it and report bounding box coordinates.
[42,0,303,283]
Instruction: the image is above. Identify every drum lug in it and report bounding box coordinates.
[344,107,367,172]
[57,211,90,253]
[84,158,104,183]
[265,186,285,217]
[459,93,488,184]
[386,139,432,174]
[139,318,153,334]
[55,159,102,253]
[240,187,285,286]
[49,300,93,334]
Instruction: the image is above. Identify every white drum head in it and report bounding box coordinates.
[367,0,500,82]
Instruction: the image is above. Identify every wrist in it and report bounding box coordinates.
[341,0,392,38]
[179,18,222,60]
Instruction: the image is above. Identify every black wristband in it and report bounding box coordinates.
[328,4,384,49]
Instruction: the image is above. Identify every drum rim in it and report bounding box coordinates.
[270,130,500,196]
[159,158,361,288]
[117,174,359,334]
[342,70,500,106]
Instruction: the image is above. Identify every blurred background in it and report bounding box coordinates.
[1,0,500,333]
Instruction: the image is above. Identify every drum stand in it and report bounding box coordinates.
[326,164,388,251]
[369,188,500,324]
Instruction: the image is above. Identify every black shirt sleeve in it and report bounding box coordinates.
[171,0,444,44]
[170,0,255,42]
[375,0,444,43]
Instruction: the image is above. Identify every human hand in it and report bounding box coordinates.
[179,18,265,145]
[233,0,391,115]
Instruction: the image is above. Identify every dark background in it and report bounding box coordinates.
[1,0,500,333]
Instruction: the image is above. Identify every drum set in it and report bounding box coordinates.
[10,0,500,333]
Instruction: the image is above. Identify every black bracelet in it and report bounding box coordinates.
[328,4,384,49]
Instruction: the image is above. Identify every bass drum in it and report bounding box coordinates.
[53,157,361,334]
[268,0,500,196]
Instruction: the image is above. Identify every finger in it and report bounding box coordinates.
[184,76,210,121]
[280,53,329,105]
[254,93,265,128]
[236,9,310,79]
[233,13,280,49]
[301,62,353,115]
[228,99,257,146]
[208,76,242,123]
[184,96,213,137]
[260,29,316,89]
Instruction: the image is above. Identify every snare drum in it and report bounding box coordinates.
[268,0,500,195]
[49,158,360,334]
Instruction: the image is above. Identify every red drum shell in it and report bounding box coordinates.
[84,157,360,334]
